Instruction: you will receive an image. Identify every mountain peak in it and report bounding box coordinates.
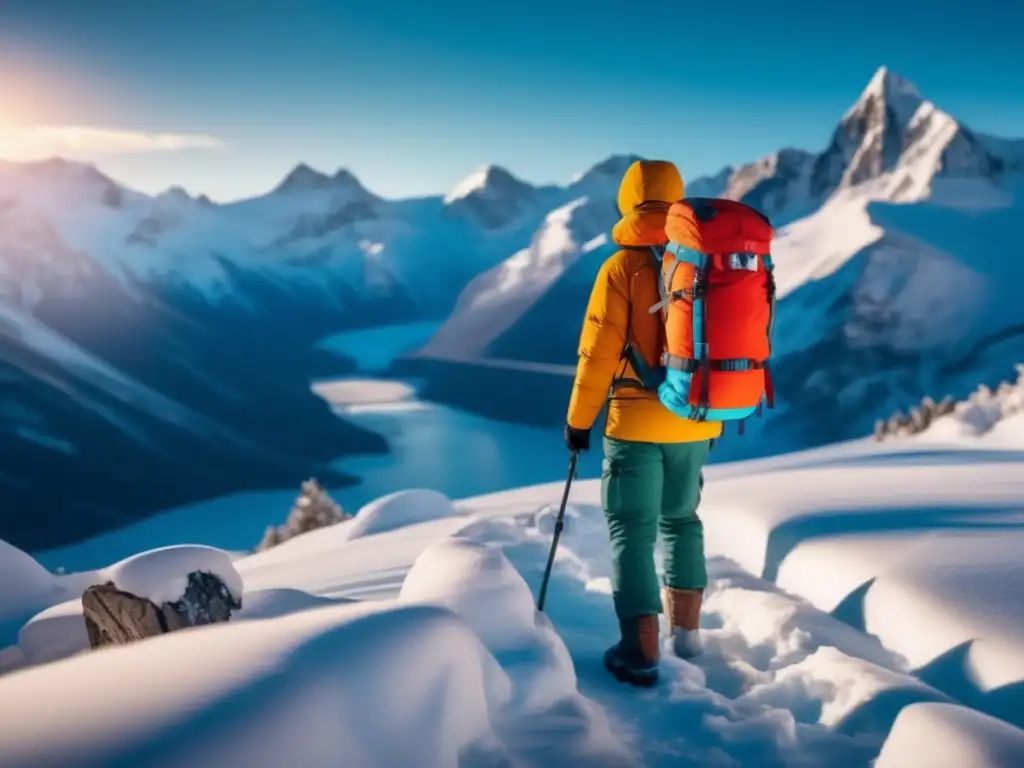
[332,167,361,186]
[4,157,127,208]
[570,154,644,186]
[806,67,935,197]
[272,163,374,199]
[444,165,531,205]
[850,66,925,129]
[159,185,193,203]
[864,65,920,98]
[443,165,537,229]
[274,163,333,194]
[17,157,117,188]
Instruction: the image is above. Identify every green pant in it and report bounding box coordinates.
[601,437,711,620]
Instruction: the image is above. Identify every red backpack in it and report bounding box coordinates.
[649,197,776,430]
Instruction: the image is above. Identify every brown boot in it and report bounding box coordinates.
[603,615,660,687]
[662,587,703,659]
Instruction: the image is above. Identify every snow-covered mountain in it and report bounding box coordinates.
[442,164,546,229]
[5,64,1023,548]
[655,66,1020,223]
[411,67,1024,452]
[422,197,612,361]
[0,148,652,549]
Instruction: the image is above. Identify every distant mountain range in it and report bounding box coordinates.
[2,65,1021,550]
[0,135,656,550]
[408,66,1024,459]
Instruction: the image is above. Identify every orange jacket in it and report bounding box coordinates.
[566,161,722,444]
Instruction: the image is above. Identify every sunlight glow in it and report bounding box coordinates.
[0,124,225,161]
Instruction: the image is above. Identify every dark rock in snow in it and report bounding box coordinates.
[82,571,241,648]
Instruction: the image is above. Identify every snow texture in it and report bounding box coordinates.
[421,195,612,360]
[344,489,461,542]
[876,703,1024,768]
[0,539,60,625]
[17,598,90,667]
[2,421,1022,765]
[102,544,243,606]
[7,545,243,670]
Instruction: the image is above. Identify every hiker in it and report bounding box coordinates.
[564,159,776,687]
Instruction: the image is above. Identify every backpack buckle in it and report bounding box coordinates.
[728,252,759,271]
[692,275,708,301]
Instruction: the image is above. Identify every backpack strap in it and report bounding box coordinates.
[662,358,766,372]
[689,254,711,419]
[610,248,664,393]
[642,242,714,419]
[763,255,777,409]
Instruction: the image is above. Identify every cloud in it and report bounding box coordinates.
[0,124,226,159]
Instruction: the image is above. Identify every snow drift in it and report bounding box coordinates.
[0,535,628,768]
[5,545,243,670]
[2,420,1024,765]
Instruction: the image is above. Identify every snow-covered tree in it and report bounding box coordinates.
[255,478,350,552]
[872,365,1023,441]
[287,479,348,534]
[908,404,930,433]
[256,525,284,553]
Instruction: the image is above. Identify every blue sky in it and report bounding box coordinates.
[1,0,1022,201]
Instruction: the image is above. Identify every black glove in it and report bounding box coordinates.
[564,425,591,452]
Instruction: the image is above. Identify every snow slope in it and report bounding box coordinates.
[760,184,1024,457]
[420,197,614,360]
[2,406,1022,766]
[1,544,242,668]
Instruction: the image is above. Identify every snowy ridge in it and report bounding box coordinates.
[441,165,541,230]
[421,196,612,360]
[423,64,1024,364]
[0,152,641,319]
[743,185,1024,459]
[708,66,1020,221]
[2,67,1019,314]
[811,66,1016,204]
[2,427,1023,765]
[567,154,644,193]
[443,165,528,205]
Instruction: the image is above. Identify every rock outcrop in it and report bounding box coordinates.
[82,571,241,648]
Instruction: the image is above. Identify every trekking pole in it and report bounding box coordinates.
[536,450,579,613]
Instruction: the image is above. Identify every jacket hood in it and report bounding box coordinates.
[612,160,685,247]
[616,160,683,214]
